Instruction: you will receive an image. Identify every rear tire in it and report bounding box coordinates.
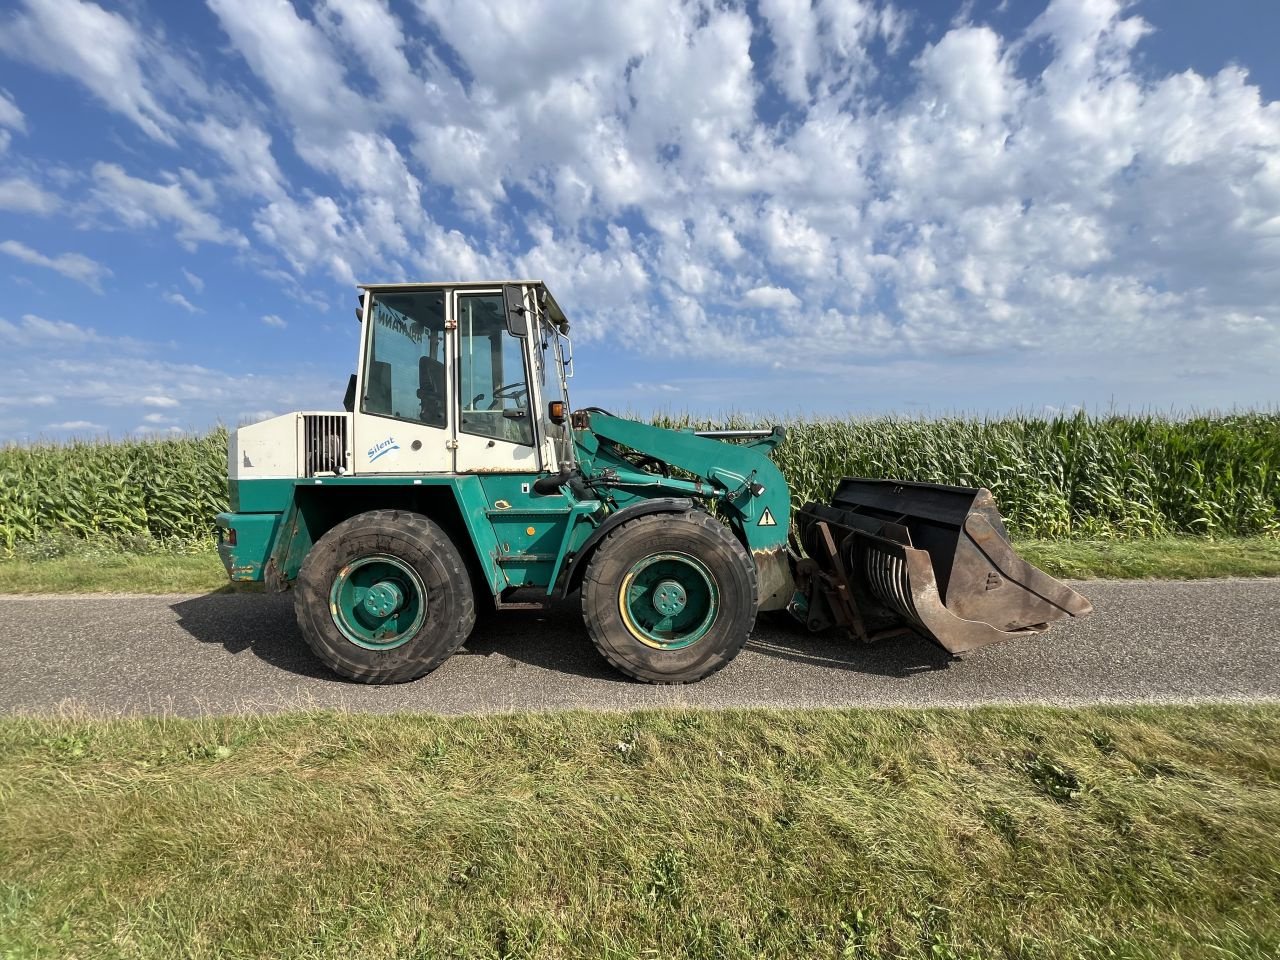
[295,509,475,683]
[581,511,757,684]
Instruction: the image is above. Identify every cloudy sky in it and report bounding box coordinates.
[0,0,1277,440]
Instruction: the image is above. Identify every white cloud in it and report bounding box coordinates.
[191,117,287,199]
[261,314,287,328]
[142,412,171,424]
[90,162,246,250]
[0,177,59,214]
[181,268,203,293]
[0,240,111,292]
[743,285,801,310]
[759,0,903,105]
[0,88,25,131]
[0,313,104,344]
[133,423,184,435]
[141,395,179,408]
[46,420,104,431]
[163,291,201,314]
[253,194,357,282]
[208,0,363,130]
[0,393,54,407]
[0,0,174,142]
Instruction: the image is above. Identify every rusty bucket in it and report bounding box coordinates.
[795,478,1093,655]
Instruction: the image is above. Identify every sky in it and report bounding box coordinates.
[0,0,1277,441]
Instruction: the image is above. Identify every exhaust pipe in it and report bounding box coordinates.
[795,478,1092,654]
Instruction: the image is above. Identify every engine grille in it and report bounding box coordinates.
[302,414,349,476]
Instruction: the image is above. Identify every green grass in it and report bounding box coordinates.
[2,536,1278,594]
[1,707,1277,958]
[1019,535,1280,580]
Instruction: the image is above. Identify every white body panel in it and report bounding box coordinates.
[350,413,453,473]
[230,413,302,479]
[230,412,353,480]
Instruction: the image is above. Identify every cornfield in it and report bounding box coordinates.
[2,413,1278,553]
[0,430,229,553]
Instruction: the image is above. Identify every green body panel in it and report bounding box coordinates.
[475,475,593,589]
[217,473,603,598]
[230,478,296,513]
[215,512,280,582]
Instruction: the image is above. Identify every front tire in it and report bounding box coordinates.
[295,509,475,683]
[581,511,757,684]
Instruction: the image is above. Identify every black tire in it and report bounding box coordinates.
[581,511,757,684]
[295,509,475,683]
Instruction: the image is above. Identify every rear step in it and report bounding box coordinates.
[794,478,1092,654]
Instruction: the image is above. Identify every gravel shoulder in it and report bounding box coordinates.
[2,579,1278,716]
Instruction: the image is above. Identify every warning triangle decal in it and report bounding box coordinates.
[757,507,777,527]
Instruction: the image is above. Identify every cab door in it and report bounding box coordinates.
[351,287,455,474]
[451,288,542,474]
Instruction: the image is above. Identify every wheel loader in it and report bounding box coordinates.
[216,280,1091,684]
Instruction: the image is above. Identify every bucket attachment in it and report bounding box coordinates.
[794,478,1092,655]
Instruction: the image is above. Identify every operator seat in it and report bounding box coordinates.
[418,355,446,426]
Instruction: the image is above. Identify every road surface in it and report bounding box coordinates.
[2,579,1278,716]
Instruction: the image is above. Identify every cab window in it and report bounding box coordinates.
[362,291,448,428]
[457,293,534,446]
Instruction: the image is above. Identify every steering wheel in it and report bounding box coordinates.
[487,381,528,410]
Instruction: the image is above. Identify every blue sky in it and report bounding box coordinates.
[0,0,1277,440]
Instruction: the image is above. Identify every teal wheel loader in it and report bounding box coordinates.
[217,281,1091,684]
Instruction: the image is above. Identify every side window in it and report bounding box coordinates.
[362,292,447,428]
[541,324,572,465]
[457,293,534,446]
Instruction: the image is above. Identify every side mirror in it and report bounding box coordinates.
[502,284,527,338]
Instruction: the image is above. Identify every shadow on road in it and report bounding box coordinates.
[168,592,951,683]
[169,592,334,680]
[747,616,954,678]
[458,604,626,681]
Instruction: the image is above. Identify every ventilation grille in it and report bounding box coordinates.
[302,414,349,476]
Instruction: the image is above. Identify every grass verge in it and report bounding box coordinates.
[2,536,1280,594]
[1018,535,1280,580]
[0,550,255,594]
[1,706,1278,959]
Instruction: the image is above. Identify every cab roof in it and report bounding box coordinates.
[358,279,567,330]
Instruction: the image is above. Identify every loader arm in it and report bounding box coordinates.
[573,411,795,609]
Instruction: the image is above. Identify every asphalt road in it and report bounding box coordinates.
[2,579,1278,716]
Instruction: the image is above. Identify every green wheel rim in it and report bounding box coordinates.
[618,552,718,650]
[328,554,427,650]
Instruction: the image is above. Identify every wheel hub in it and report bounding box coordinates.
[652,579,687,616]
[362,580,404,617]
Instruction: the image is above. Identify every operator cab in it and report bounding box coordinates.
[352,280,573,475]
